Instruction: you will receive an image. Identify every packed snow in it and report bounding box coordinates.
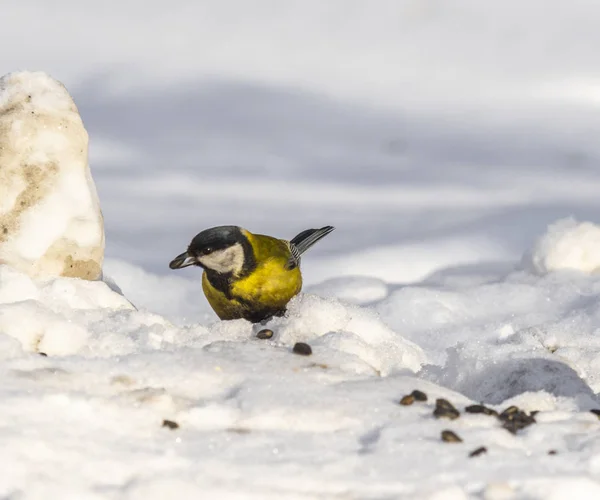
[4,1,600,499]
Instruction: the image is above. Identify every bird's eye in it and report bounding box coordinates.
[202,247,213,255]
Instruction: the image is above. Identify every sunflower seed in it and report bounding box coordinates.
[162,419,179,430]
[293,342,312,356]
[411,390,428,402]
[434,399,460,420]
[464,404,498,417]
[498,405,536,434]
[441,430,462,443]
[399,394,415,406]
[256,329,274,339]
[469,446,487,457]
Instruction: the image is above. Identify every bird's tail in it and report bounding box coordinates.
[289,226,335,258]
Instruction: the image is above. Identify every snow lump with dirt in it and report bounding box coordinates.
[0,71,104,281]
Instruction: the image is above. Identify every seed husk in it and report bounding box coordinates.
[162,419,179,430]
[469,446,487,457]
[499,406,520,419]
[256,329,274,339]
[39,352,48,357]
[434,398,460,420]
[441,430,462,443]
[498,405,536,434]
[400,394,415,406]
[548,450,557,455]
[293,342,312,356]
[464,404,498,417]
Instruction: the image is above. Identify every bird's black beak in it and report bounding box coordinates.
[169,251,196,269]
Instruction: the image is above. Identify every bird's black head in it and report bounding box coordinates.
[169,225,253,276]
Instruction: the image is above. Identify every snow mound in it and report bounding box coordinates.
[0,71,104,280]
[0,263,424,377]
[424,341,597,408]
[0,264,163,357]
[259,293,424,375]
[524,217,600,275]
[184,293,426,377]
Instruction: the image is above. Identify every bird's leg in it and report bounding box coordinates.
[258,315,274,326]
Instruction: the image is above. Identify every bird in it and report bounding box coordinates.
[169,225,335,323]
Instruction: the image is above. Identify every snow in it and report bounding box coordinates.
[524,218,600,275]
[4,0,600,498]
[4,224,600,498]
[0,71,104,280]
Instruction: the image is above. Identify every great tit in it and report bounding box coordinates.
[169,225,335,323]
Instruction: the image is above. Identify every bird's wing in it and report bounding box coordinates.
[285,242,302,270]
[285,226,335,270]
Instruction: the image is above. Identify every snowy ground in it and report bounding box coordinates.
[4,1,600,498]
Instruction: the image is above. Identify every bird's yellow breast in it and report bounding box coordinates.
[201,231,302,322]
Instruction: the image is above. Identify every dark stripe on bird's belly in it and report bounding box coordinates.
[205,269,235,299]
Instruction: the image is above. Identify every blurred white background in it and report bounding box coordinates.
[4,0,600,284]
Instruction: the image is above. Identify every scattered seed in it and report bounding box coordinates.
[38,352,48,357]
[441,430,462,443]
[498,405,536,434]
[434,398,460,420]
[548,450,557,455]
[469,446,487,457]
[436,399,457,411]
[162,419,179,430]
[400,394,415,406]
[256,329,274,340]
[590,409,600,419]
[411,390,428,402]
[293,342,312,356]
[464,404,498,417]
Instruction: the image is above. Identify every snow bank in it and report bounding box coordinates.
[0,71,104,280]
[524,217,600,275]
[0,264,139,357]
[256,293,425,375]
[3,247,600,497]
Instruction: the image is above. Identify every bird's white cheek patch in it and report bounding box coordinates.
[199,243,244,275]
